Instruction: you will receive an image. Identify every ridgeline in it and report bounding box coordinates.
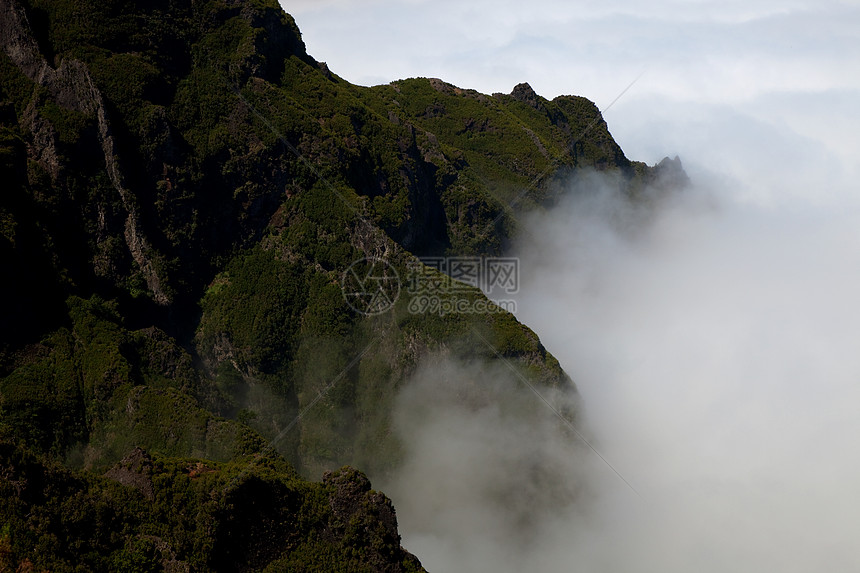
[0,0,685,570]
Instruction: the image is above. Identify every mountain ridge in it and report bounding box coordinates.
[0,0,686,570]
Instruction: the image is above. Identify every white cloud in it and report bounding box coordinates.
[381,174,860,571]
[277,1,860,569]
[283,0,860,98]
[500,174,860,571]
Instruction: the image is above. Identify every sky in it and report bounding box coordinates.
[284,0,860,198]
[281,1,860,571]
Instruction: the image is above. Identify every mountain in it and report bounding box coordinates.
[0,0,685,570]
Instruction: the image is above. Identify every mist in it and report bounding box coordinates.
[283,0,860,568]
[514,171,860,571]
[381,357,593,571]
[381,158,860,570]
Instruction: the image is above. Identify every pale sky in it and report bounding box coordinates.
[282,0,860,204]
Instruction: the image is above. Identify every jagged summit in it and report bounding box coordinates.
[511,81,542,109]
[652,155,692,191]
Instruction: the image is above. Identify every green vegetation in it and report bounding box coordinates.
[0,443,418,572]
[0,0,682,569]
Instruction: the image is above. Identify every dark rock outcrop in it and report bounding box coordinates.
[511,82,543,111]
[652,155,692,191]
[323,467,423,573]
[2,0,169,305]
[104,446,155,500]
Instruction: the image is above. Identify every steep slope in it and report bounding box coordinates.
[0,0,685,570]
[0,443,424,572]
[1,0,662,342]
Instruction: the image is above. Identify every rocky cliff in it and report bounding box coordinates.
[0,0,685,570]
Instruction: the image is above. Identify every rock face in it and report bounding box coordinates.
[2,0,169,305]
[1,443,427,572]
[0,0,45,80]
[322,467,424,573]
[1,0,680,339]
[511,81,543,110]
[104,446,156,500]
[652,154,692,191]
[0,0,687,570]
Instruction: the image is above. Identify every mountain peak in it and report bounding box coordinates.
[511,82,542,109]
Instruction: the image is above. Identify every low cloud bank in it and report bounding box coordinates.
[383,170,860,571]
[381,358,592,572]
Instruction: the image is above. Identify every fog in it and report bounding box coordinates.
[382,358,589,571]
[381,152,860,570]
[289,1,860,568]
[514,171,860,571]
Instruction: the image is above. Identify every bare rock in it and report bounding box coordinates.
[511,82,544,111]
[105,447,155,500]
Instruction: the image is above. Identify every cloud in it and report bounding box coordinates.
[282,0,860,101]
[279,1,860,569]
[380,357,592,572]
[381,170,860,572]
[505,171,860,571]
[605,94,858,206]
